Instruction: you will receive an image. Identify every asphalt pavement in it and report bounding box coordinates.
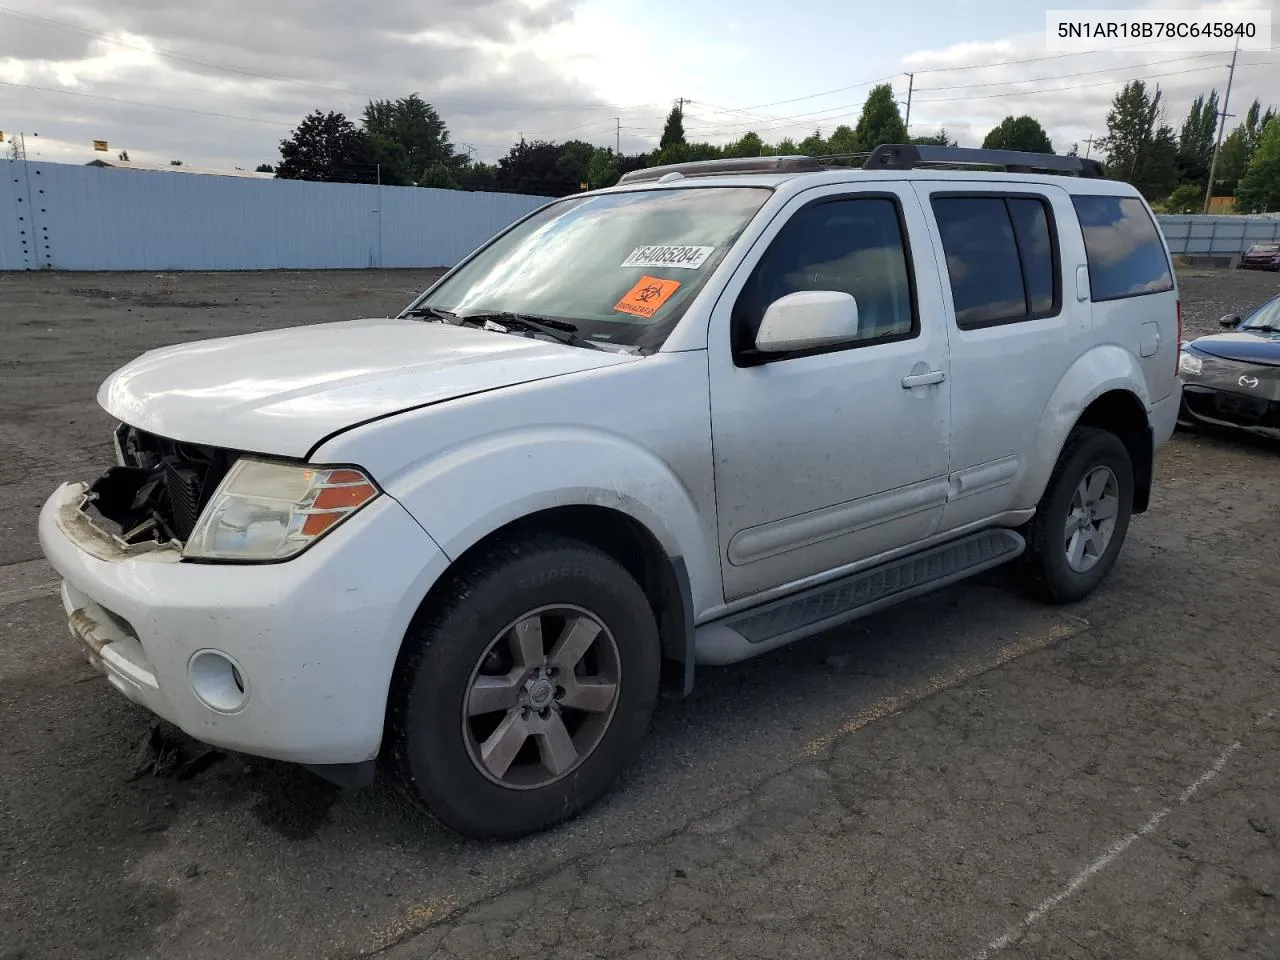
[1,268,1277,960]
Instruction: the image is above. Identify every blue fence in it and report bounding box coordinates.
[0,159,551,271]
[1156,215,1280,257]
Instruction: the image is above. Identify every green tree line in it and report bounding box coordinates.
[269,82,1280,213]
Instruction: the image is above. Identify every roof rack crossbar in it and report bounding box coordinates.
[862,144,1105,178]
[616,155,825,185]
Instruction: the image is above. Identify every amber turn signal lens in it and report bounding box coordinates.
[313,482,377,510]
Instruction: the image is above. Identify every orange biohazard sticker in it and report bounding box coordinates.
[614,275,681,319]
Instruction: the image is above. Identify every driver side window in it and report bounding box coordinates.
[730,195,918,359]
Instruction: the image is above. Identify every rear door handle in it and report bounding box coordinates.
[902,370,946,388]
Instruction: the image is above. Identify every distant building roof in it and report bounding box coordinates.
[85,158,274,178]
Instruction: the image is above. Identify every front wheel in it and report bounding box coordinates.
[385,534,661,839]
[1016,427,1134,604]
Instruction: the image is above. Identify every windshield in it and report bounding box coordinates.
[1242,295,1280,332]
[407,186,771,352]
[1248,244,1280,253]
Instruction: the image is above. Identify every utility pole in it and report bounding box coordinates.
[1083,133,1094,158]
[1203,37,1240,214]
[615,117,620,155]
[903,73,914,134]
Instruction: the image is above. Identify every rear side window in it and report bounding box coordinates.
[1071,195,1174,301]
[931,194,1060,329]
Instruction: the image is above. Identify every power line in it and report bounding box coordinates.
[695,73,900,114]
[912,62,1230,103]
[909,37,1174,74]
[914,53,1222,92]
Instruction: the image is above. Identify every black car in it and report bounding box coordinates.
[1178,294,1280,440]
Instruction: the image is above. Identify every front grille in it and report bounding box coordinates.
[1184,388,1280,428]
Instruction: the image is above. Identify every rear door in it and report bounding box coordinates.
[912,180,1086,531]
[1070,192,1180,403]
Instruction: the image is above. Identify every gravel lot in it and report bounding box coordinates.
[1,266,1278,960]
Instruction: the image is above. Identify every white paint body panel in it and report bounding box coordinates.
[705,181,953,600]
[38,163,1182,766]
[97,317,637,457]
[38,482,448,764]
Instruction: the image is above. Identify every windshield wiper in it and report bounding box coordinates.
[458,311,604,351]
[401,304,458,322]
[1248,324,1280,334]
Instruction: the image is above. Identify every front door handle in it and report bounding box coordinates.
[902,370,946,388]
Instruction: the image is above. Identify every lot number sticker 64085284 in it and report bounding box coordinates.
[620,245,714,270]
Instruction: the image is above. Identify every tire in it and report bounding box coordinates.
[1015,426,1134,604]
[385,534,661,840]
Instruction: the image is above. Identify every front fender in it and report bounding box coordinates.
[1012,345,1151,509]
[379,425,720,615]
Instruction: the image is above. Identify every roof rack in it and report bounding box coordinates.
[616,155,826,185]
[863,144,1106,178]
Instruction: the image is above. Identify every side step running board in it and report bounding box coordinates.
[694,528,1025,665]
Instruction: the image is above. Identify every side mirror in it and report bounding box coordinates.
[1219,313,1242,328]
[755,291,860,353]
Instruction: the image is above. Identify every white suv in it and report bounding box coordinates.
[38,145,1182,839]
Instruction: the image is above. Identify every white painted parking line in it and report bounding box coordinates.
[972,708,1277,959]
[0,559,58,608]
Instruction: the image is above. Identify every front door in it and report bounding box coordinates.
[707,183,952,602]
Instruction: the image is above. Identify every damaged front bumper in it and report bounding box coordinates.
[38,479,450,768]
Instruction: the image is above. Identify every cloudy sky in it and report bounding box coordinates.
[0,0,1276,171]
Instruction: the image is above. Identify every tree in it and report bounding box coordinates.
[853,83,907,151]
[1165,182,1203,213]
[722,131,765,158]
[361,94,457,186]
[457,161,499,192]
[496,139,579,195]
[826,125,859,156]
[255,163,275,173]
[276,110,377,183]
[798,129,827,156]
[982,115,1053,153]
[660,105,685,150]
[774,138,798,156]
[1137,124,1180,200]
[419,163,459,190]
[586,148,619,189]
[652,141,721,166]
[1235,119,1280,213]
[1178,90,1219,168]
[1095,80,1181,199]
[911,128,957,147]
[1214,100,1278,190]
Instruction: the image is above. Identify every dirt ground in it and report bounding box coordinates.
[1,267,1278,960]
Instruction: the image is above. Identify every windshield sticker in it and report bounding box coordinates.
[620,245,715,270]
[614,276,681,319]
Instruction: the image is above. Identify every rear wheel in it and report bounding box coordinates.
[385,534,661,839]
[1016,427,1134,604]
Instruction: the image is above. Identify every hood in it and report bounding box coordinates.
[1188,330,1280,367]
[99,317,638,458]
